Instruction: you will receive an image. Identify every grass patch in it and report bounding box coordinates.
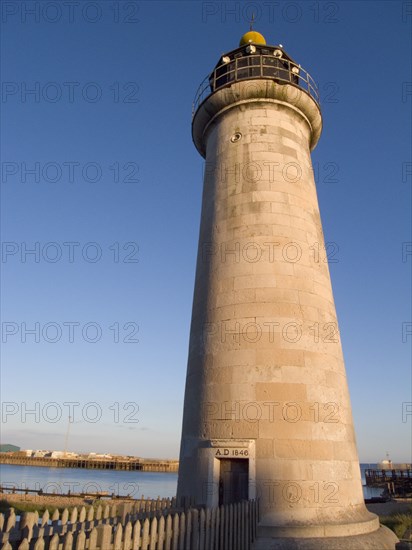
[0,498,113,517]
[0,499,60,515]
[380,509,412,539]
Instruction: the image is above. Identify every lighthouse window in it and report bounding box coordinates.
[231,132,242,143]
[237,55,261,80]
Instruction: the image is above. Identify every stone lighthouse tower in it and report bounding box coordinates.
[177,31,398,549]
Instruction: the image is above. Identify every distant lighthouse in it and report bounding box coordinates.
[177,30,398,549]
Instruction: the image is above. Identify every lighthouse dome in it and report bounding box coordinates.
[239,31,266,46]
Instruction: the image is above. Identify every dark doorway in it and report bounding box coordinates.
[218,459,249,505]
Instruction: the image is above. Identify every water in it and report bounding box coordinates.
[0,463,384,501]
[0,464,178,499]
[360,463,384,499]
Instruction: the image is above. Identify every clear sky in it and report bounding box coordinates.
[1,1,411,463]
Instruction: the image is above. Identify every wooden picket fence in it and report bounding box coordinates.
[0,498,177,546]
[0,499,258,550]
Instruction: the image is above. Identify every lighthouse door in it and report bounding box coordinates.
[218,459,249,505]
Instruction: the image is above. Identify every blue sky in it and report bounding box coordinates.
[0,1,411,462]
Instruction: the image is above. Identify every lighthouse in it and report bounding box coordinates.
[177,31,398,548]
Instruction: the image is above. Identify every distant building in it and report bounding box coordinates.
[87,453,112,459]
[378,458,393,470]
[0,444,20,453]
[49,451,78,458]
[33,450,48,458]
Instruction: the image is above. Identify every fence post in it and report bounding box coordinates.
[178,512,186,550]
[49,533,60,550]
[95,505,102,521]
[243,501,250,550]
[63,531,74,550]
[157,516,165,550]
[234,503,239,550]
[199,509,205,550]
[219,506,224,549]
[20,512,36,541]
[164,514,172,550]
[224,505,229,550]
[70,507,78,524]
[149,516,157,550]
[97,523,112,549]
[124,521,133,550]
[79,507,86,524]
[87,507,94,522]
[110,504,117,519]
[5,509,15,532]
[253,500,257,541]
[74,530,86,550]
[88,528,98,550]
[141,518,150,550]
[209,507,215,550]
[215,507,220,550]
[185,510,192,550]
[172,513,179,550]
[41,510,49,527]
[228,504,233,550]
[61,509,69,526]
[132,519,141,550]
[51,509,59,525]
[114,523,123,550]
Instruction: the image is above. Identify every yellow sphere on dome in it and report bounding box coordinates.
[239,31,266,46]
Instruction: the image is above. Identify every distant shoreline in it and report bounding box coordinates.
[0,453,178,472]
[0,492,121,509]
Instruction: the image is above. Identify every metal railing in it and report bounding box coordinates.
[193,54,320,116]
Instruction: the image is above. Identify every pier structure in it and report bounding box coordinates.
[0,453,178,472]
[365,468,412,496]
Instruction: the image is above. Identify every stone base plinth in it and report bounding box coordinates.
[252,525,399,549]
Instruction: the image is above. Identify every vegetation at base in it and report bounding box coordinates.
[0,498,107,516]
[380,509,412,539]
[0,499,59,515]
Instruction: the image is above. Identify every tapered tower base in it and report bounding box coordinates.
[253,525,399,549]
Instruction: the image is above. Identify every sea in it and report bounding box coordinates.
[0,464,177,500]
[0,463,383,500]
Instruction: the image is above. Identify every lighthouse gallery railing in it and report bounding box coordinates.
[193,54,320,116]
